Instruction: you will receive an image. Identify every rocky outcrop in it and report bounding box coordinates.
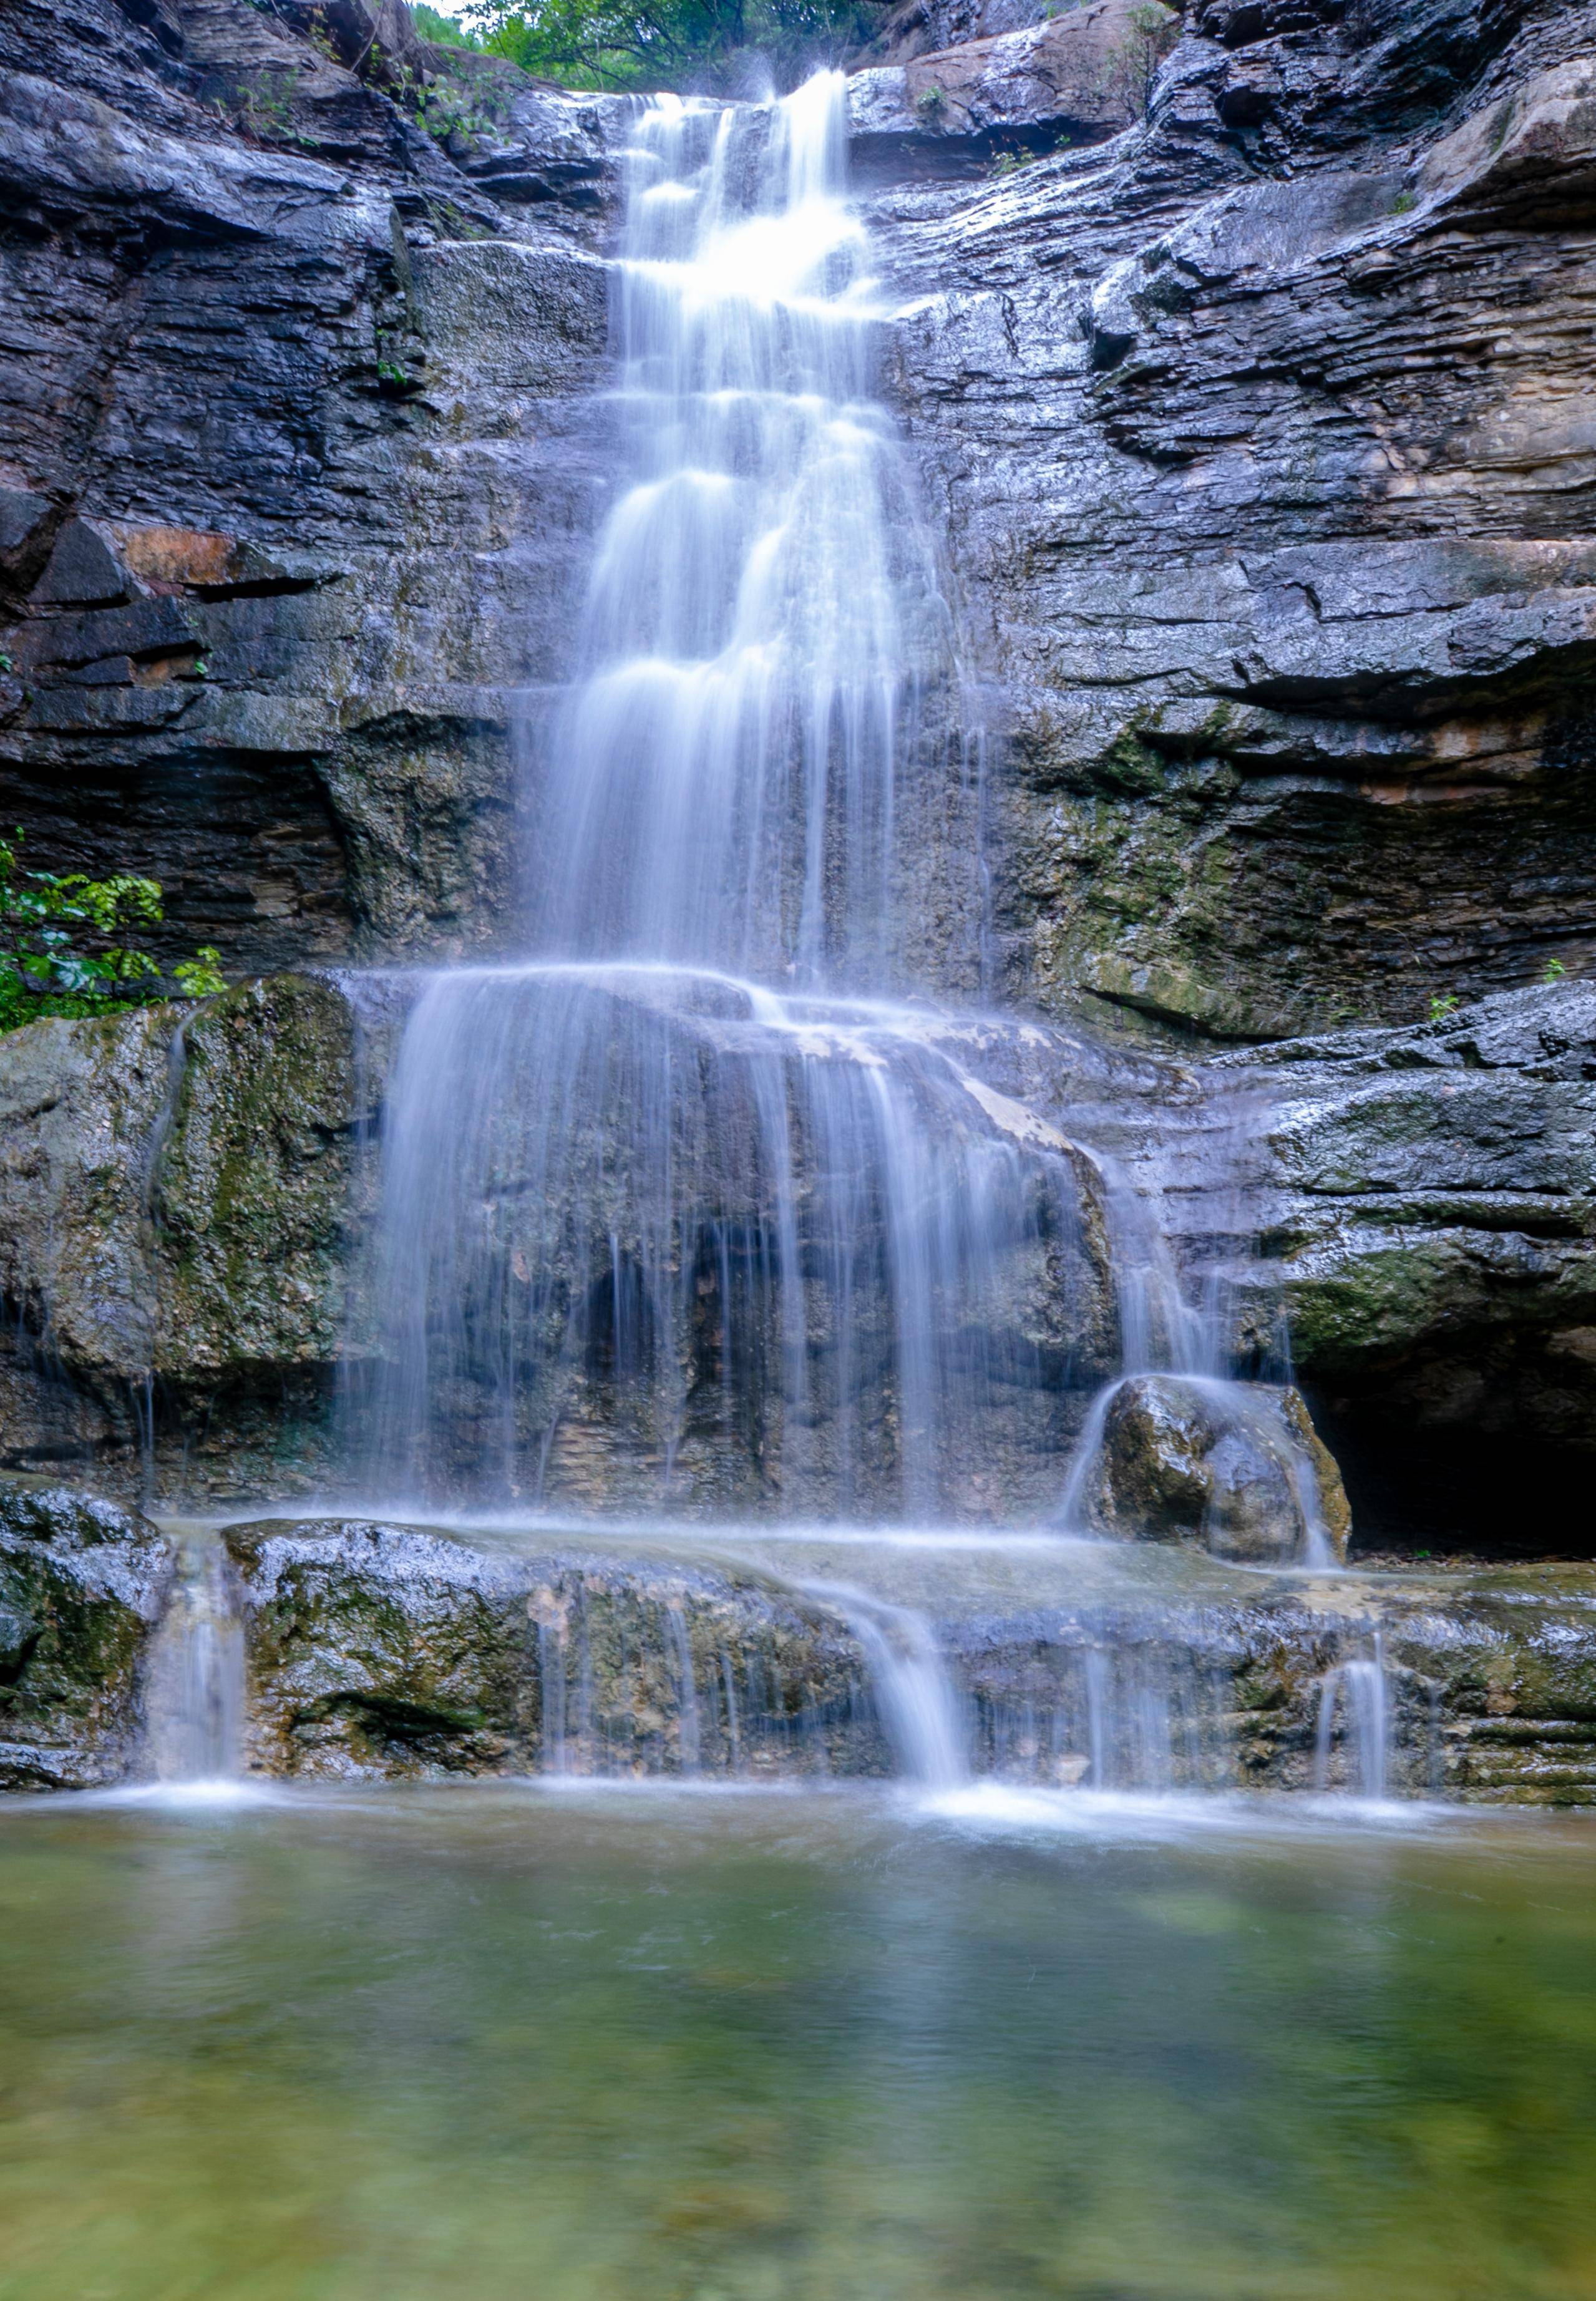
[0,1477,173,1789]
[216,1513,1596,1802]
[8,0,1594,1036]
[0,0,618,975]
[954,1554,1596,1802]
[1054,978,1596,1542]
[225,1517,884,1779]
[0,974,374,1494]
[866,0,1596,1035]
[848,0,1177,172]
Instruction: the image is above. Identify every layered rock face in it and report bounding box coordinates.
[0,0,618,972]
[865,0,1596,1034]
[1232,982,1596,1539]
[8,0,1592,1028]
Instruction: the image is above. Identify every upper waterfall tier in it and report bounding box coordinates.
[526,75,985,992]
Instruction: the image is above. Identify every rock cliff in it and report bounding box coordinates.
[7,0,1592,1026]
[857,0,1596,1033]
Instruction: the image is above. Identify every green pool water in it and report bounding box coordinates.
[1,1785,1593,2300]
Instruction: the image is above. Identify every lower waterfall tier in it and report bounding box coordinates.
[198,1516,1596,1805]
[2,1474,1592,1803]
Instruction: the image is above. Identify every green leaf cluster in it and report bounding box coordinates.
[465,0,880,92]
[0,833,226,1031]
[414,3,482,44]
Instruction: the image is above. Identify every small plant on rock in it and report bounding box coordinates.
[1428,991,1460,1022]
[0,833,226,1031]
[1542,956,1569,984]
[1102,1,1179,123]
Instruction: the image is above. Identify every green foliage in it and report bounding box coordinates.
[216,69,319,147]
[414,2,483,42]
[1542,956,1568,985]
[0,834,226,1032]
[1391,187,1418,215]
[175,948,227,1000]
[465,0,878,92]
[1428,992,1460,1022]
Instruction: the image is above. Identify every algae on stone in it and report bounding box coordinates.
[0,1476,173,1790]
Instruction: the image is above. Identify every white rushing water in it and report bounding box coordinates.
[340,72,1364,1797]
[145,1534,245,1787]
[356,77,1084,1527]
[528,80,979,983]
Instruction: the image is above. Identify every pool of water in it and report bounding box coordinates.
[1,1785,1593,2300]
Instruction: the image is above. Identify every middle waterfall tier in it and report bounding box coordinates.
[354,965,1114,1519]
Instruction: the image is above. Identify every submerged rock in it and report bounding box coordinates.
[0,1478,173,1790]
[224,1519,886,1783]
[1082,1375,1351,1565]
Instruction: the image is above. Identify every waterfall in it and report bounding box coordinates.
[145,1534,245,1786]
[359,965,1081,1516]
[802,1581,968,1789]
[1313,1638,1391,1800]
[527,79,981,986]
[354,72,1093,1535]
[344,72,1352,1793]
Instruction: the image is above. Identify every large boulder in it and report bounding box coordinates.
[0,1477,173,1789]
[1077,1373,1351,1564]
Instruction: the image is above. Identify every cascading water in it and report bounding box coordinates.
[145,1533,245,1787]
[1313,1637,1392,1801]
[346,71,1363,1799]
[356,75,1084,1529]
[527,80,983,986]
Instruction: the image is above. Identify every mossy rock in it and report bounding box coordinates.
[0,1476,173,1789]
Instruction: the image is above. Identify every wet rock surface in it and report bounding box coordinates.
[6,0,1594,1027]
[1184,981,1596,1494]
[0,975,375,1497]
[849,0,1175,172]
[214,1515,1596,1804]
[1081,1374,1351,1564]
[867,0,1596,1034]
[0,0,616,973]
[0,1477,173,1790]
[224,1517,885,1781]
[952,1556,1596,1804]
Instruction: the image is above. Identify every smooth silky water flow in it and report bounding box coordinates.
[328,70,1376,1796]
